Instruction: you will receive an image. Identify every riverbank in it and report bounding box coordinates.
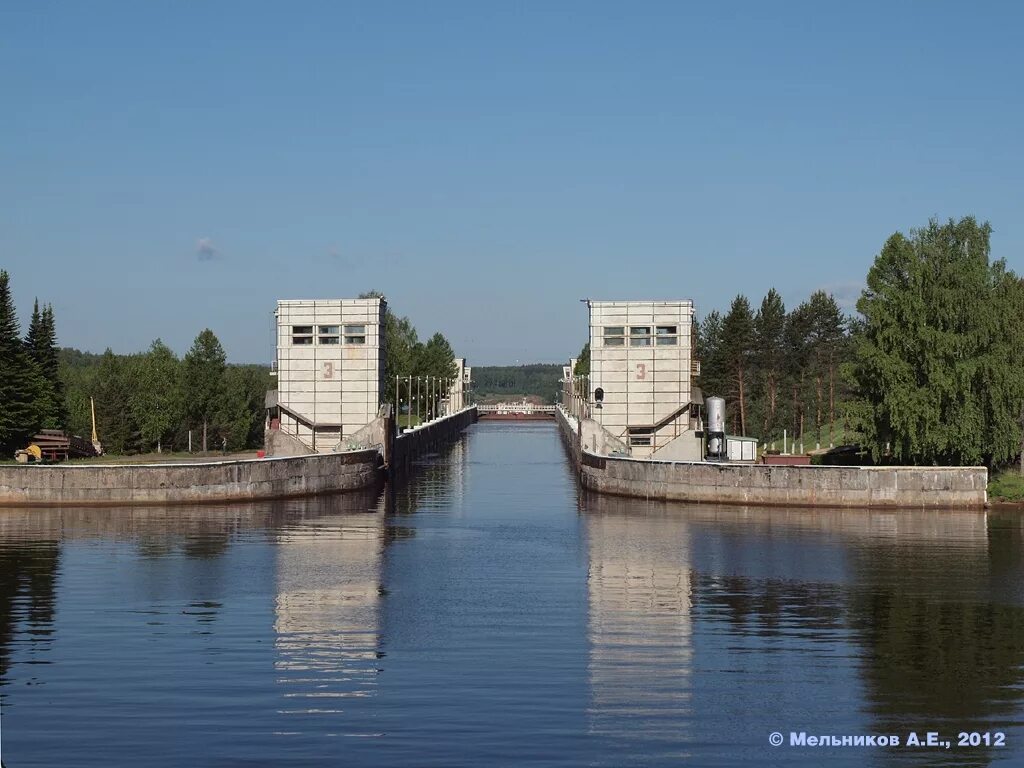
[0,448,384,507]
[0,407,478,507]
[557,406,988,509]
[989,471,1024,504]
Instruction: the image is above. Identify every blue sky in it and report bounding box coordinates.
[2,1,1022,365]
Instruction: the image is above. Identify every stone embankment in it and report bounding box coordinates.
[0,407,478,507]
[556,406,987,509]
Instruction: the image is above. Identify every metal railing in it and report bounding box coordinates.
[477,403,556,414]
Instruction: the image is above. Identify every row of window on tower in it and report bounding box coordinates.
[603,325,678,346]
[291,325,367,345]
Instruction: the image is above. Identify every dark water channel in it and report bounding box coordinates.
[2,423,1024,766]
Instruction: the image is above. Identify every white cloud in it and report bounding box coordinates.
[196,237,219,261]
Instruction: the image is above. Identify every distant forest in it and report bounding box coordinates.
[472,364,564,404]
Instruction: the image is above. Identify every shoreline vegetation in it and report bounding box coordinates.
[566,216,1023,477]
[989,472,1024,503]
[3,214,1023,480]
[0,280,460,459]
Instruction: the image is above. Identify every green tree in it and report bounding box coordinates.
[805,291,847,446]
[215,365,270,451]
[359,290,419,405]
[0,272,47,453]
[573,342,590,376]
[25,301,67,429]
[417,332,457,415]
[184,329,226,451]
[719,295,755,435]
[753,289,787,438]
[852,216,1024,466]
[696,309,726,399]
[783,301,814,444]
[130,339,183,453]
[94,349,136,454]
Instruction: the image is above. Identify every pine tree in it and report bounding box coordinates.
[719,295,755,435]
[783,302,813,445]
[184,329,227,451]
[696,310,726,399]
[40,305,67,428]
[753,289,787,439]
[0,272,46,452]
[94,349,135,454]
[805,291,846,447]
[24,300,66,429]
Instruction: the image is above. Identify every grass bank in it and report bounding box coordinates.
[989,470,1024,502]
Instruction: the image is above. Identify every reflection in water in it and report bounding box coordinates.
[3,424,1024,767]
[389,433,469,517]
[583,495,693,746]
[580,492,1024,765]
[274,491,389,725]
[846,511,1024,766]
[0,536,59,693]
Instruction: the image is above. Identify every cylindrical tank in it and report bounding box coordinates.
[706,397,726,434]
[705,396,727,460]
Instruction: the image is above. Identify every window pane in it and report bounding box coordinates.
[345,336,366,344]
[656,336,678,345]
[291,325,313,335]
[319,325,339,335]
[318,336,340,344]
[343,324,366,334]
[630,336,652,346]
[603,326,625,336]
[292,336,313,345]
[656,325,677,335]
[629,326,651,335]
[604,336,625,346]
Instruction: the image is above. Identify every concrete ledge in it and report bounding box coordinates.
[0,407,479,508]
[556,405,987,509]
[0,449,383,507]
[393,407,478,472]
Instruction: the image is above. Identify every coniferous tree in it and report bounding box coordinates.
[753,289,787,438]
[94,349,135,454]
[696,310,726,399]
[719,295,755,435]
[40,305,66,428]
[25,300,66,429]
[783,302,814,445]
[184,329,227,451]
[0,273,47,452]
[805,291,846,447]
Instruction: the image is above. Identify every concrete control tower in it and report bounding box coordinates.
[586,300,702,459]
[273,298,386,452]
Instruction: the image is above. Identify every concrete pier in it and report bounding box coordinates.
[557,406,987,509]
[0,407,478,507]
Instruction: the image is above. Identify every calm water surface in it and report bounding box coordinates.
[2,423,1024,766]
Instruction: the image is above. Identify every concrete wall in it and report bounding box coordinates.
[392,407,478,472]
[557,406,987,509]
[0,407,478,509]
[0,450,383,507]
[276,298,385,450]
